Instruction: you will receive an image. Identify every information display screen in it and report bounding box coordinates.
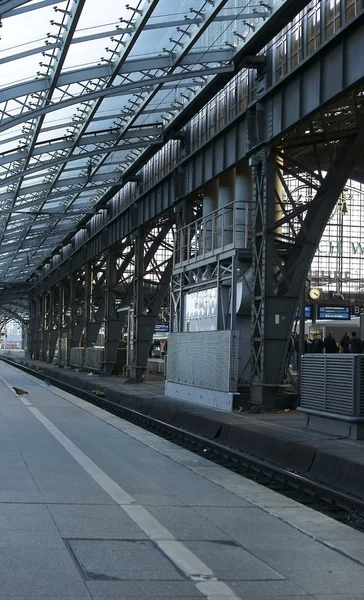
[296,306,313,319]
[154,324,169,333]
[317,306,351,320]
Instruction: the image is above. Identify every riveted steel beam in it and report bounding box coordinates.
[250,126,364,408]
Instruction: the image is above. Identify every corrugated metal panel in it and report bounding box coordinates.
[70,347,84,368]
[301,355,326,411]
[301,355,358,416]
[359,356,364,416]
[85,347,104,371]
[167,331,239,392]
[326,357,354,415]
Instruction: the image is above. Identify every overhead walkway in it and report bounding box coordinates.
[2,359,364,598]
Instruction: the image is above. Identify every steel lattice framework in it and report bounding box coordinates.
[0,0,277,283]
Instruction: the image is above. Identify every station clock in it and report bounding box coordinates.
[309,288,321,300]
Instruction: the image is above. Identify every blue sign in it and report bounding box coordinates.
[296,306,313,319]
[154,324,169,333]
[318,306,351,320]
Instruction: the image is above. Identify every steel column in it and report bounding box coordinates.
[28,298,36,358]
[130,228,174,381]
[39,292,50,361]
[69,271,83,356]
[103,249,125,376]
[83,263,92,348]
[250,127,364,407]
[57,281,65,365]
[34,295,42,360]
[48,286,58,362]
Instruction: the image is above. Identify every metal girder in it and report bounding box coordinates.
[250,127,364,408]
[58,0,232,251]
[0,66,233,135]
[32,0,162,228]
[0,127,164,167]
[0,48,233,104]
[0,0,306,289]
[18,0,364,293]
[114,0,330,192]
[1,0,68,18]
[0,0,87,261]
[1,13,271,62]
[0,172,123,201]
[0,140,162,188]
[0,307,27,327]
[0,0,32,15]
[4,1,84,170]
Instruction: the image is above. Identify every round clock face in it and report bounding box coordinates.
[309,288,321,300]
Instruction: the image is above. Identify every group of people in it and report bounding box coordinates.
[311,331,363,354]
[290,331,364,370]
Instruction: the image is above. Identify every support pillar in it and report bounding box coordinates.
[235,162,253,248]
[131,230,145,381]
[40,293,49,361]
[103,249,125,376]
[34,296,42,360]
[218,171,234,246]
[69,272,83,358]
[28,299,36,358]
[48,286,58,362]
[250,127,364,408]
[202,180,218,252]
[130,229,174,381]
[57,281,65,365]
[83,263,92,348]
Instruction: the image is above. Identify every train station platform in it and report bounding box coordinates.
[7,355,364,503]
[2,359,364,599]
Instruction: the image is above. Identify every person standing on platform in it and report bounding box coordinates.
[340,332,350,353]
[312,333,324,353]
[324,332,338,353]
[349,331,362,353]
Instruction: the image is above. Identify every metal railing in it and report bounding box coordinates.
[174,201,251,266]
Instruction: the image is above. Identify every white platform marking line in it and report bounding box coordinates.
[156,540,214,578]
[122,505,174,541]
[28,406,134,506]
[0,369,240,598]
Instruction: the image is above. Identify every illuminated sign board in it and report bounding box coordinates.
[154,324,169,333]
[317,306,351,320]
[296,306,313,319]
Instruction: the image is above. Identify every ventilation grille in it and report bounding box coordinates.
[301,355,358,416]
[359,358,364,416]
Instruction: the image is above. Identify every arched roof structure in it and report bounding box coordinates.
[0,0,276,283]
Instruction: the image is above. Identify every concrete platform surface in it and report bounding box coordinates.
[9,356,364,501]
[1,361,364,598]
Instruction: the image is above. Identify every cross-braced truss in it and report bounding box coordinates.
[249,86,364,406]
[0,0,274,283]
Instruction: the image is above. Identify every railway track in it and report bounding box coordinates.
[3,356,364,532]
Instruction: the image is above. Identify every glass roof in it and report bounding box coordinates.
[0,0,273,282]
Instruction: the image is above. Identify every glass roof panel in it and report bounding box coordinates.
[0,0,280,283]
